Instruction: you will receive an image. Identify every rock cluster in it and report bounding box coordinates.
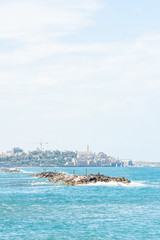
[30,172,131,186]
[0,168,23,173]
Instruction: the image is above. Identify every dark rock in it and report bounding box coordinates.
[29,172,131,186]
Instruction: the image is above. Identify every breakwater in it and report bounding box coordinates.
[30,171,131,185]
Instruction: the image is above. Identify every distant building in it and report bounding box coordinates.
[75,151,95,166]
[65,161,75,167]
[0,153,6,158]
[12,147,23,155]
[120,159,133,167]
[97,152,109,166]
[77,151,94,159]
[64,150,132,167]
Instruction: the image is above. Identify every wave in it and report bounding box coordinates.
[5,168,34,174]
[29,180,149,187]
[84,181,147,187]
[21,170,34,173]
[30,181,50,185]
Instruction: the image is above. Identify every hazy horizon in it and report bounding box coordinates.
[0,0,160,162]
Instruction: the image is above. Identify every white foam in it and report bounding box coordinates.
[21,170,34,173]
[85,181,147,187]
[9,169,34,173]
[30,181,48,185]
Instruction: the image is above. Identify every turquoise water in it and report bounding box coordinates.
[0,167,160,240]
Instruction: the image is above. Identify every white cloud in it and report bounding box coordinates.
[1,32,160,99]
[0,0,101,41]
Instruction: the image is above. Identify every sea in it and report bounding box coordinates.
[0,167,160,240]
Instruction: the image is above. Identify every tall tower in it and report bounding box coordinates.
[87,145,89,152]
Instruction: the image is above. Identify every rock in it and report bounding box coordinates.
[29,172,131,186]
[0,168,23,173]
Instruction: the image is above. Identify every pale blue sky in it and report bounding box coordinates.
[0,0,160,162]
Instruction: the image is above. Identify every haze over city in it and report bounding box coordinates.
[0,0,160,162]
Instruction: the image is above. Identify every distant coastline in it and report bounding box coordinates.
[0,147,132,168]
[0,147,160,168]
[133,162,160,167]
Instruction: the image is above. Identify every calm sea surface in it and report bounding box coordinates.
[0,167,160,240]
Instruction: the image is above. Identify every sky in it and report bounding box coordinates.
[0,0,160,162]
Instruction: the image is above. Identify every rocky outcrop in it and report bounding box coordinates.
[0,168,23,173]
[30,172,131,185]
